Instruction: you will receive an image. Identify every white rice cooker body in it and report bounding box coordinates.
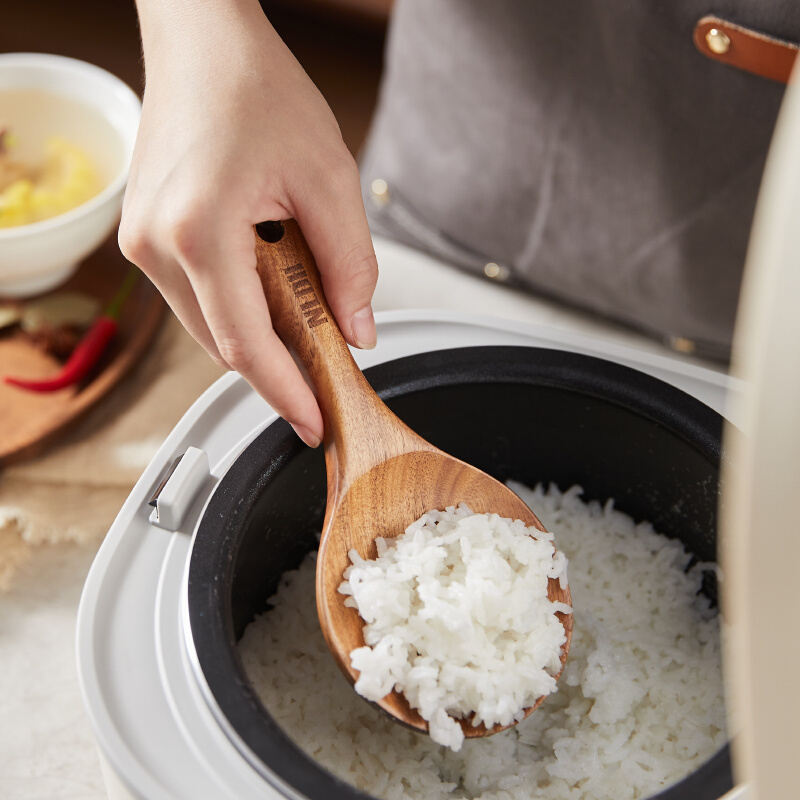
[76,312,743,800]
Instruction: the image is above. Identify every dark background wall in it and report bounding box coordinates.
[1,0,389,155]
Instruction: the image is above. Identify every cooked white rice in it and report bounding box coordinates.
[338,505,571,750]
[239,483,727,800]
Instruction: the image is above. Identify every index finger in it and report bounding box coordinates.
[180,226,324,447]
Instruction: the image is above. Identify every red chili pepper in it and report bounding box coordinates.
[3,266,140,392]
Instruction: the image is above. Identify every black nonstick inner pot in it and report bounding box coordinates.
[188,346,732,800]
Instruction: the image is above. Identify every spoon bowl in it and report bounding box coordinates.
[254,219,572,738]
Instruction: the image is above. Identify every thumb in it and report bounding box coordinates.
[292,157,378,350]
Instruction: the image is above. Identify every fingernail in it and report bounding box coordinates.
[351,305,377,350]
[293,424,322,448]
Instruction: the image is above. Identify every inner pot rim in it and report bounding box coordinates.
[187,345,733,800]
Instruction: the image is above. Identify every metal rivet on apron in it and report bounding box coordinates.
[370,178,390,206]
[484,262,510,281]
[705,28,731,55]
[670,336,697,354]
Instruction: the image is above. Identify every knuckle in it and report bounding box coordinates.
[161,200,215,268]
[118,218,153,267]
[166,212,203,267]
[215,335,257,374]
[324,149,360,192]
[340,245,379,293]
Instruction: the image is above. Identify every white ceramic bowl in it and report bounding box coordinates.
[0,53,141,297]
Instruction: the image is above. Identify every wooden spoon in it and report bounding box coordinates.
[254,219,573,738]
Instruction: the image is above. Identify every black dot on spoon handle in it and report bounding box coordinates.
[255,221,286,243]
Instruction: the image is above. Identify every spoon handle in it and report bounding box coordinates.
[253,220,426,467]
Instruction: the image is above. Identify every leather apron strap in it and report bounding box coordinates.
[694,15,798,84]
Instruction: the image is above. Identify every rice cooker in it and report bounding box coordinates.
[76,65,800,800]
[74,310,739,800]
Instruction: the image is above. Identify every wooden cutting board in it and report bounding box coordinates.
[0,236,165,468]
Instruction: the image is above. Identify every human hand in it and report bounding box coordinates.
[119,0,378,447]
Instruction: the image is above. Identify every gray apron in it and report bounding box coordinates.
[359,0,800,360]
